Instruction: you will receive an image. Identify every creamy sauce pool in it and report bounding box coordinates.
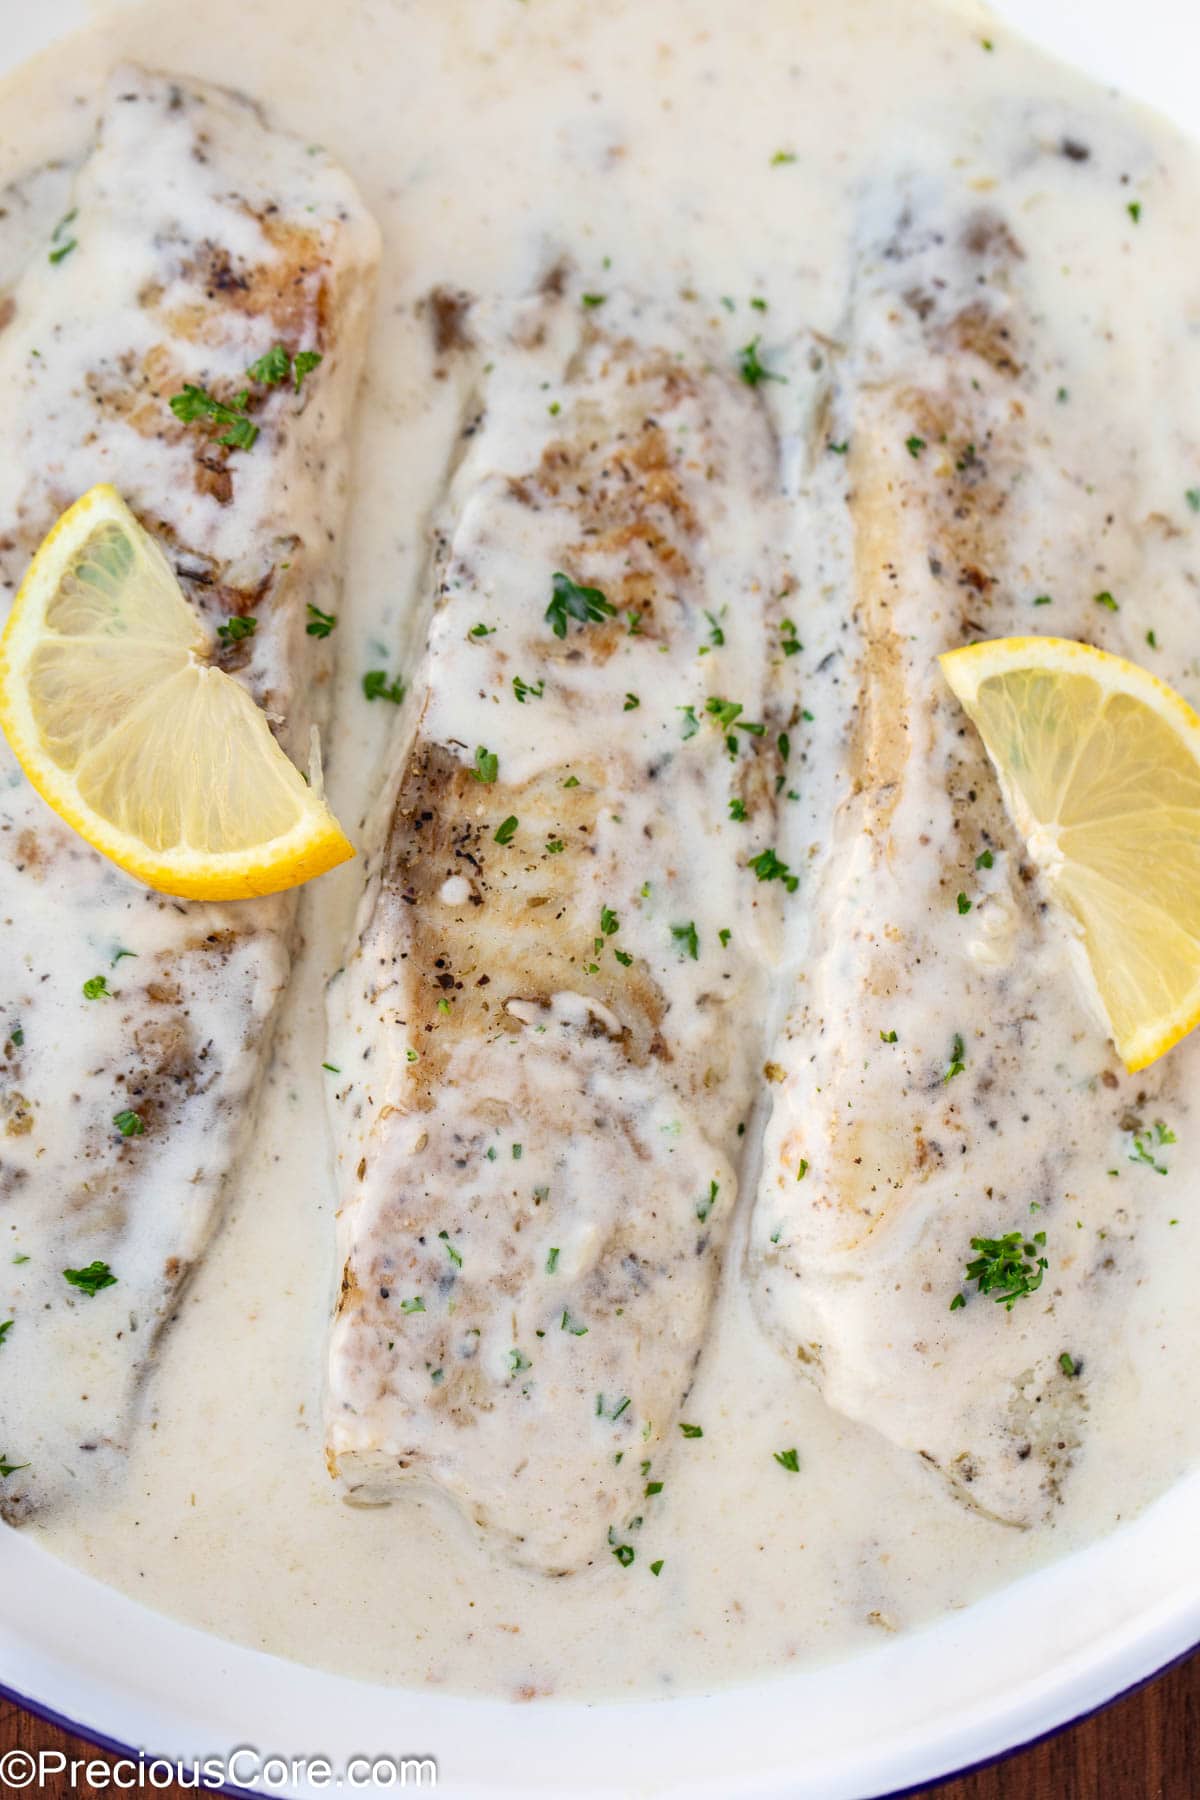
[4,0,1200,1700]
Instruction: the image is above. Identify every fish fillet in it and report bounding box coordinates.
[0,66,378,1520]
[750,185,1175,1526]
[325,288,792,1572]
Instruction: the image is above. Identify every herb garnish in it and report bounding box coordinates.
[169,383,258,451]
[306,604,337,638]
[747,848,799,892]
[671,921,699,961]
[1129,1120,1175,1175]
[737,337,786,388]
[63,1260,117,1297]
[470,746,499,784]
[513,676,544,703]
[217,615,257,642]
[951,1231,1048,1312]
[362,670,405,704]
[773,1448,800,1473]
[113,1109,144,1137]
[943,1034,966,1082]
[545,571,616,639]
[82,976,109,1000]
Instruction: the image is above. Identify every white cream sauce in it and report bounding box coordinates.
[5,0,1200,1702]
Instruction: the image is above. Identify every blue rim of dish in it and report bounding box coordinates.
[1,1634,1198,1800]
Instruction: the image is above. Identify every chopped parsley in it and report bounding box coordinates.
[624,692,640,711]
[546,838,565,855]
[438,1230,462,1269]
[770,150,797,166]
[362,670,405,704]
[1094,590,1119,612]
[217,614,257,643]
[470,746,499,784]
[246,344,291,386]
[943,1034,966,1082]
[581,293,607,308]
[612,1543,635,1567]
[507,1348,531,1375]
[1059,1352,1078,1377]
[169,383,258,452]
[905,435,925,458]
[48,208,78,264]
[306,604,337,638]
[671,921,699,961]
[561,1309,588,1336]
[728,797,747,822]
[696,1179,719,1223]
[1033,595,1053,607]
[678,705,701,740]
[880,1029,898,1043]
[400,1296,426,1315]
[678,1422,703,1438]
[957,892,972,915]
[0,1456,29,1478]
[747,848,799,893]
[650,1559,665,1576]
[0,1321,11,1347]
[1127,201,1141,224]
[494,815,519,846]
[737,336,786,388]
[112,1109,144,1137]
[292,350,323,391]
[1129,1120,1175,1175]
[1187,489,1200,514]
[63,1259,118,1297]
[82,976,109,1000]
[779,622,802,658]
[773,1447,800,1473]
[718,927,731,947]
[614,949,633,967]
[513,675,544,703]
[600,906,619,937]
[827,440,849,455]
[469,622,495,638]
[705,611,726,648]
[975,848,994,870]
[952,1230,1048,1312]
[546,1247,560,1274]
[545,571,616,639]
[246,343,322,391]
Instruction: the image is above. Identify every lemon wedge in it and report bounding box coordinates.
[939,635,1200,1072]
[0,483,353,900]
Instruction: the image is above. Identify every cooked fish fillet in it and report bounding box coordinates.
[325,289,791,1572]
[0,66,378,1520]
[750,187,1181,1526]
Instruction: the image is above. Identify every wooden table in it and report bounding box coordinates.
[1,1649,1196,1797]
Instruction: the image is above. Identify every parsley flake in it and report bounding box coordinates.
[63,1260,117,1297]
[545,571,615,639]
